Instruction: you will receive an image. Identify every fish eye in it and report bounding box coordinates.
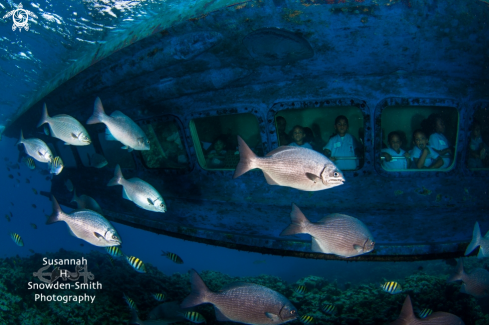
[291,310,296,314]
[112,235,117,240]
[160,203,164,207]
[333,172,339,177]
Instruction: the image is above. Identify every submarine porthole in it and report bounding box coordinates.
[467,106,489,170]
[98,132,135,169]
[380,105,459,172]
[274,105,365,171]
[190,113,263,171]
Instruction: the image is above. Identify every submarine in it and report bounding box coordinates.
[3,0,489,261]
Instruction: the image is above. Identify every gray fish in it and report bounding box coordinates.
[465,222,489,258]
[49,156,64,175]
[181,269,297,325]
[233,136,344,191]
[447,258,489,298]
[130,302,186,325]
[108,164,166,213]
[390,295,464,325]
[17,130,53,163]
[71,189,103,215]
[87,97,150,151]
[280,204,374,258]
[87,153,108,168]
[65,179,74,192]
[37,104,91,146]
[46,195,121,247]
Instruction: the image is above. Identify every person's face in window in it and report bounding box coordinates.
[335,119,349,137]
[292,127,305,144]
[277,118,286,133]
[435,118,446,134]
[414,132,428,150]
[389,135,402,153]
[214,140,225,152]
[472,125,481,139]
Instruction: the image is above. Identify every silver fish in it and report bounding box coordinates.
[390,295,464,325]
[130,301,186,325]
[465,222,489,258]
[86,97,150,151]
[17,130,53,163]
[280,204,374,258]
[87,153,108,168]
[46,195,121,247]
[49,156,64,175]
[447,258,489,298]
[37,104,91,146]
[181,269,297,325]
[71,189,103,215]
[233,136,344,191]
[107,164,166,213]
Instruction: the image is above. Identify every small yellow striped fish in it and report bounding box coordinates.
[49,156,64,175]
[152,293,166,302]
[184,311,206,324]
[162,251,184,264]
[419,308,433,318]
[299,315,315,324]
[10,232,23,246]
[294,285,307,295]
[381,281,402,294]
[123,293,137,310]
[321,303,337,315]
[25,157,35,170]
[126,255,146,273]
[106,246,124,257]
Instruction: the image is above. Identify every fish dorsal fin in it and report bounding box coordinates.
[306,173,321,183]
[396,296,416,323]
[263,171,279,185]
[122,188,131,201]
[220,282,257,291]
[265,312,280,322]
[311,237,325,253]
[265,146,297,157]
[214,308,231,321]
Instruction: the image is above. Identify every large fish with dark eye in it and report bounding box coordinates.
[46,195,122,247]
[37,104,91,146]
[71,189,104,215]
[108,164,166,212]
[390,295,464,325]
[17,130,53,163]
[280,204,375,258]
[181,269,297,325]
[447,258,489,298]
[464,222,489,258]
[129,301,186,325]
[86,97,150,151]
[233,136,344,191]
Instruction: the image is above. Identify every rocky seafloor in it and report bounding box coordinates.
[0,249,488,325]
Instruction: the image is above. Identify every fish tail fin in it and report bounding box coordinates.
[465,222,482,256]
[46,195,64,225]
[233,135,258,179]
[181,269,211,308]
[107,164,124,186]
[129,310,142,325]
[447,258,465,282]
[71,188,78,203]
[17,130,24,146]
[280,203,310,236]
[36,103,50,128]
[390,296,416,325]
[86,97,107,125]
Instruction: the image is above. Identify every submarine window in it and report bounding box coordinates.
[190,113,263,170]
[275,106,364,171]
[98,132,135,169]
[380,106,458,171]
[139,120,189,169]
[467,107,489,170]
[76,145,96,167]
[54,141,77,168]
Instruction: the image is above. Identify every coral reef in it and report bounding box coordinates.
[0,250,488,324]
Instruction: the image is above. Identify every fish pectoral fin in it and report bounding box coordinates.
[353,244,363,252]
[265,312,280,321]
[263,171,279,185]
[121,146,128,150]
[306,173,321,183]
[71,133,78,139]
[147,198,154,205]
[127,147,134,152]
[94,232,104,239]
